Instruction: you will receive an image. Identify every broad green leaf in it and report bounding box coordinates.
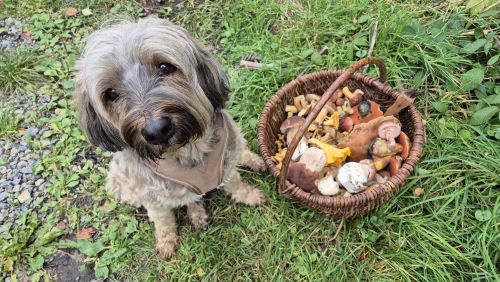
[357,15,370,24]
[82,8,92,16]
[432,101,448,113]
[469,106,499,125]
[484,41,493,53]
[467,0,494,15]
[459,129,472,139]
[353,36,368,46]
[461,68,484,91]
[300,49,314,59]
[463,39,486,53]
[28,255,44,271]
[95,265,109,279]
[487,54,499,66]
[474,210,492,221]
[310,52,324,65]
[484,94,500,105]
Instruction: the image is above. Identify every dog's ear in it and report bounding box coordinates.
[195,48,230,110]
[75,69,124,152]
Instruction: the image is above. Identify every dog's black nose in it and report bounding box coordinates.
[142,117,174,145]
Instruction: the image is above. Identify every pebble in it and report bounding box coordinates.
[0,192,7,202]
[18,190,31,203]
[35,178,45,187]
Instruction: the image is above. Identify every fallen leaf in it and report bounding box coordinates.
[3,257,13,272]
[56,221,67,230]
[21,27,32,43]
[82,8,92,16]
[196,267,205,277]
[65,7,78,16]
[414,187,424,197]
[75,227,96,239]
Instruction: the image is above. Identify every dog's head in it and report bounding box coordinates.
[74,18,229,160]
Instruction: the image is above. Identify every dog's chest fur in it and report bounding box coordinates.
[105,111,245,208]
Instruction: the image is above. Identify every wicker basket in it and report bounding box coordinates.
[257,57,425,218]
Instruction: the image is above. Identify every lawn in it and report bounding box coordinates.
[0,0,499,281]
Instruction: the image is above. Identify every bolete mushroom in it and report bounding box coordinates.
[285,105,298,116]
[337,162,371,193]
[291,137,309,161]
[339,117,354,132]
[397,132,411,160]
[287,147,326,192]
[370,138,403,157]
[316,174,340,196]
[359,159,377,181]
[372,155,392,170]
[389,156,402,176]
[308,138,351,166]
[294,95,307,111]
[342,87,363,106]
[338,116,401,161]
[378,120,402,146]
[280,116,305,146]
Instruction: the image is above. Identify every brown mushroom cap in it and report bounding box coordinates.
[339,117,354,133]
[287,162,319,192]
[397,131,411,160]
[389,156,402,176]
[280,116,305,133]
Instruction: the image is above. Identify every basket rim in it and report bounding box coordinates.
[257,69,425,212]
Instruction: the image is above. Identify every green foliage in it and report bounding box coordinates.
[0,109,19,137]
[0,48,43,95]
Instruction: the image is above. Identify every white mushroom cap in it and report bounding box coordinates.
[337,162,371,193]
[317,174,340,196]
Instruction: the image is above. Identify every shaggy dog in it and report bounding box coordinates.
[74,18,266,259]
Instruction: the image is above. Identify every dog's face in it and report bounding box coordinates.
[75,19,229,160]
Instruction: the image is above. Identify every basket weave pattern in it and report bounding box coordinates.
[257,57,425,218]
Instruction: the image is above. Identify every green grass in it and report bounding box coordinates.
[0,0,499,281]
[0,109,19,137]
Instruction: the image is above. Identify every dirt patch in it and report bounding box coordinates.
[45,250,96,282]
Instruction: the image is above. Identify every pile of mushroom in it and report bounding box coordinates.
[272,86,412,197]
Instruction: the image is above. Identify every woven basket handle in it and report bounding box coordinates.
[278,56,388,191]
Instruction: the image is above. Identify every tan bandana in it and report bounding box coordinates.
[145,112,228,195]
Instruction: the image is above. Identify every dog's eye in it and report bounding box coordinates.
[104,89,119,102]
[158,63,177,76]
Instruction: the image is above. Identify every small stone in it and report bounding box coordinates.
[12,178,21,185]
[18,190,31,203]
[0,192,8,202]
[35,178,45,187]
[17,160,27,168]
[12,185,20,192]
[414,187,424,197]
[20,167,32,174]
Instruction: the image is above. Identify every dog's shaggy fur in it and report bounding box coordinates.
[74,18,266,259]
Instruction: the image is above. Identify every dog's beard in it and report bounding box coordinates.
[121,105,205,161]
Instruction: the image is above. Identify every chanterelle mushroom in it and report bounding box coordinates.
[308,138,351,166]
[378,120,401,146]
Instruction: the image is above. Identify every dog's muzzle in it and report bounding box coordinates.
[141,117,175,145]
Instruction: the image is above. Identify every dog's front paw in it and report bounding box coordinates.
[234,185,266,207]
[155,229,179,260]
[241,150,267,172]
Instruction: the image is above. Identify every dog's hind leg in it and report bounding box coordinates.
[187,201,209,230]
[240,148,266,172]
[145,204,179,260]
[222,171,266,207]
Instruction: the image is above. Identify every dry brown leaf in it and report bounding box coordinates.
[65,7,78,17]
[75,227,96,239]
